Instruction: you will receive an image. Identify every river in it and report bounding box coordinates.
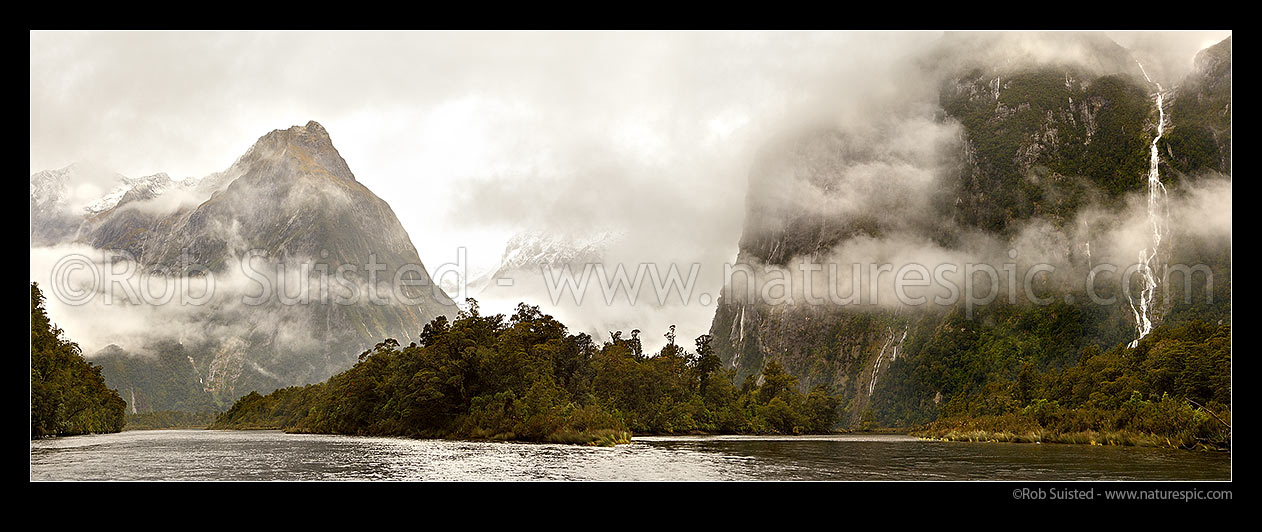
[29,430,1230,481]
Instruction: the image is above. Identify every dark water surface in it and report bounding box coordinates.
[30,430,1230,481]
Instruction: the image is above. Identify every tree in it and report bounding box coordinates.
[756,361,798,404]
[212,301,848,441]
[693,334,722,394]
[31,283,126,438]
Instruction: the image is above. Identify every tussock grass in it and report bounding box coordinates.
[547,429,632,447]
[914,426,1219,450]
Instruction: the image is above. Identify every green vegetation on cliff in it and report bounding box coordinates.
[941,68,1152,235]
[910,319,1230,450]
[213,302,844,444]
[31,283,126,438]
[1163,36,1231,179]
[96,342,225,414]
[711,50,1230,452]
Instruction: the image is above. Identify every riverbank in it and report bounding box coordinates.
[843,427,910,435]
[910,389,1232,452]
[123,411,220,431]
[210,420,862,447]
[208,419,635,447]
[912,420,1230,452]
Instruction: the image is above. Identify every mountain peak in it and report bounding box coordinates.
[239,121,356,182]
[260,120,332,147]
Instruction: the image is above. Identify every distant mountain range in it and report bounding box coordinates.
[455,228,625,297]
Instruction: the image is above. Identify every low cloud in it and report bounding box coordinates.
[31,31,1231,355]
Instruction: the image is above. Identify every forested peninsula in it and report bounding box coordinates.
[211,301,844,445]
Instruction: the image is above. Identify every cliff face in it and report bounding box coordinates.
[709,34,1231,427]
[1164,36,1231,178]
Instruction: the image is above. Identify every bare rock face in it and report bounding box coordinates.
[32,121,457,411]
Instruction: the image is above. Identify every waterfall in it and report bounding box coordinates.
[890,329,908,362]
[1128,61,1170,348]
[867,333,893,397]
[729,305,747,370]
[188,355,205,386]
[868,327,908,397]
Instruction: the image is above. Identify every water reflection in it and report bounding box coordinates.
[30,430,1230,481]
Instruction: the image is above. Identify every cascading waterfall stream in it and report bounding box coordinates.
[868,333,893,397]
[1128,60,1170,348]
[868,327,908,397]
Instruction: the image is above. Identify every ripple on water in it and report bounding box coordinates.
[30,430,1229,481]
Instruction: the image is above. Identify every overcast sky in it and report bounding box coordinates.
[30,30,1230,347]
[28,31,941,328]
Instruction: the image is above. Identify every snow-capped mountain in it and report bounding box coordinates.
[29,161,211,246]
[499,228,623,273]
[29,162,126,211]
[30,162,130,245]
[467,228,626,295]
[84,173,180,215]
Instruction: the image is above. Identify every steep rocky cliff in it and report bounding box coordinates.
[1164,36,1232,178]
[708,34,1231,426]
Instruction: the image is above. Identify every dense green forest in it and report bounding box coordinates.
[123,410,220,430]
[940,68,1152,236]
[909,319,1230,450]
[31,283,126,438]
[213,301,844,445]
[96,342,225,414]
[216,293,1229,449]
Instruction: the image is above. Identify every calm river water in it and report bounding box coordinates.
[29,430,1230,481]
